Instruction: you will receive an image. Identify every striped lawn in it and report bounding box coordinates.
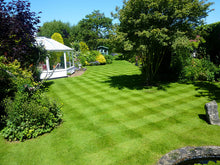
[0,60,220,165]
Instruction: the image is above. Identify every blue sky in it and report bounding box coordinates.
[4,0,220,26]
[30,0,124,26]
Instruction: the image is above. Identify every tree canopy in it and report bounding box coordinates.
[78,10,113,50]
[118,0,213,83]
[198,22,220,65]
[0,0,42,67]
[38,20,71,46]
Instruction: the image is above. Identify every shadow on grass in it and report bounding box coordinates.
[193,81,220,102]
[198,114,209,124]
[40,81,54,92]
[193,81,220,124]
[104,74,172,90]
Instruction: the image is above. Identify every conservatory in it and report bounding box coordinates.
[36,37,75,79]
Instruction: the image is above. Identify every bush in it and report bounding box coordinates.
[96,54,106,64]
[2,91,63,141]
[78,51,108,66]
[79,42,89,53]
[0,57,35,116]
[104,55,114,64]
[181,57,218,81]
[87,51,98,62]
[0,58,63,141]
[51,32,64,44]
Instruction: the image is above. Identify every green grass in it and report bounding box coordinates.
[1,60,220,165]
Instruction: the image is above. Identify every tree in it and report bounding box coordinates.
[118,0,213,84]
[198,22,220,65]
[51,32,64,44]
[38,20,71,46]
[0,0,42,68]
[78,10,113,50]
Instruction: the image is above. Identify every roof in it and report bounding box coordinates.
[97,46,109,50]
[36,37,73,51]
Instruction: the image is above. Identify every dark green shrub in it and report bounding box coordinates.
[104,55,114,64]
[78,55,86,66]
[181,57,218,81]
[87,51,98,62]
[2,91,63,141]
[114,53,125,60]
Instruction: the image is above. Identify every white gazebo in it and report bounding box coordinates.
[36,37,75,79]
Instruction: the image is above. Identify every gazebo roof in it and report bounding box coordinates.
[97,46,109,50]
[36,37,73,51]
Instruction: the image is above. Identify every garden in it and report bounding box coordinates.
[0,0,220,164]
[1,60,220,164]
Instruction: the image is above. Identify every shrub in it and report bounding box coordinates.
[87,51,98,62]
[2,91,63,141]
[96,54,106,64]
[104,55,114,64]
[78,51,103,66]
[0,58,63,141]
[79,42,89,53]
[0,57,35,112]
[181,57,218,81]
[51,32,64,44]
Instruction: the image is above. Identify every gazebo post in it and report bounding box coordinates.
[68,52,71,67]
[72,51,75,67]
[64,51,67,70]
[46,56,50,72]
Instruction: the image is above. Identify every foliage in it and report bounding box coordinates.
[118,0,213,84]
[69,24,82,42]
[38,20,71,46]
[181,57,218,81]
[0,58,63,141]
[96,54,106,64]
[78,10,113,50]
[0,0,41,68]
[170,35,193,77]
[78,50,108,66]
[104,55,114,64]
[71,41,80,51]
[198,22,220,65]
[50,33,64,69]
[2,91,62,141]
[51,33,64,44]
[78,51,98,66]
[79,42,89,53]
[0,57,35,112]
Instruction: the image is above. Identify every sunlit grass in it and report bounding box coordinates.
[0,60,219,165]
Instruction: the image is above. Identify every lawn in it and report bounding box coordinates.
[0,60,220,165]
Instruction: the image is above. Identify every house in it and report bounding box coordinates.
[36,37,75,79]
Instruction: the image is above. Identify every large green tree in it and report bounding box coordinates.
[118,0,213,84]
[38,20,71,46]
[78,10,113,50]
